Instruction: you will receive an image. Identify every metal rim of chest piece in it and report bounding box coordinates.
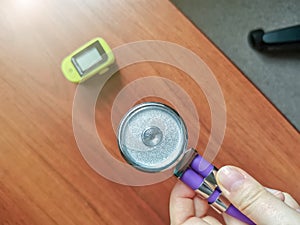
[117,102,188,173]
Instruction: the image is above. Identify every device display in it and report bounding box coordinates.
[61,38,114,83]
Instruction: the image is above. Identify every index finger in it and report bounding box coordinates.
[169,180,208,224]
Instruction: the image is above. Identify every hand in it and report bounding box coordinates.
[169,166,300,225]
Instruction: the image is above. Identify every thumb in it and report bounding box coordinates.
[216,166,300,225]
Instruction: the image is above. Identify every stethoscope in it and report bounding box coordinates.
[118,102,255,225]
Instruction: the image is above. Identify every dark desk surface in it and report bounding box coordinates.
[0,0,299,224]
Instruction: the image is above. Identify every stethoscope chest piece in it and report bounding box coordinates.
[117,102,188,172]
[117,102,255,225]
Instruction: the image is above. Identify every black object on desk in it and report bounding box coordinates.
[248,25,300,51]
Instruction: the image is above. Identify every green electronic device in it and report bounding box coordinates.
[61,38,115,83]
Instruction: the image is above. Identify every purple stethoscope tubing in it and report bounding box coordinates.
[179,154,255,225]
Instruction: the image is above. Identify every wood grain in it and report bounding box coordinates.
[0,0,299,224]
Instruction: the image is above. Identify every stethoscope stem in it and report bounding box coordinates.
[175,149,255,225]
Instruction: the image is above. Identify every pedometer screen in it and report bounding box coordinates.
[71,41,108,76]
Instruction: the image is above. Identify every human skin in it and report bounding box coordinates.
[170,166,300,225]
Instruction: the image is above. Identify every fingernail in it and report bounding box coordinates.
[217,166,245,192]
[266,188,285,200]
[296,208,300,213]
[267,188,281,195]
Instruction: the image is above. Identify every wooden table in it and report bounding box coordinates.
[0,0,299,224]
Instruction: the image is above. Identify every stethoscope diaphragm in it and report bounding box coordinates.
[117,102,188,172]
